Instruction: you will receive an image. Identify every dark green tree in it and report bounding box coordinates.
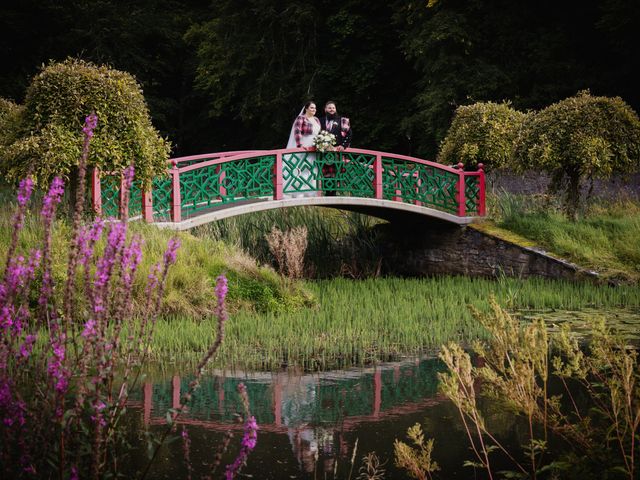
[515,91,640,218]
[0,59,170,186]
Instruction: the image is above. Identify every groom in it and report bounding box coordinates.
[319,101,352,195]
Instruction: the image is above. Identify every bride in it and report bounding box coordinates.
[286,101,320,198]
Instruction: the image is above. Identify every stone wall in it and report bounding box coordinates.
[379,221,599,282]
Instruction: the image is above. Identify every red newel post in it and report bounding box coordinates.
[170,159,181,223]
[477,163,486,216]
[456,162,466,217]
[91,166,102,216]
[373,154,382,199]
[119,174,127,219]
[273,152,283,200]
[142,188,154,222]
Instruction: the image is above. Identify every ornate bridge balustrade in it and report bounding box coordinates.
[91,148,485,225]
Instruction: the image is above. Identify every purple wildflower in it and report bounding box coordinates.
[40,177,65,221]
[163,237,181,266]
[18,334,37,359]
[215,275,229,322]
[47,335,69,396]
[121,236,143,286]
[94,222,126,290]
[81,319,97,339]
[83,113,98,138]
[16,177,34,207]
[224,412,259,479]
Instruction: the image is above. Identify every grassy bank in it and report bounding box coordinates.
[146,275,640,370]
[483,194,640,283]
[0,202,313,317]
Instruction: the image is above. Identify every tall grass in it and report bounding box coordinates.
[146,275,640,370]
[492,192,640,282]
[194,207,385,277]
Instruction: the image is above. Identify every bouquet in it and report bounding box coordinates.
[313,130,337,152]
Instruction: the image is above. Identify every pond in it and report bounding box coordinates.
[127,305,640,479]
[127,355,559,479]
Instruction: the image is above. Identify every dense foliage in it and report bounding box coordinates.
[0,0,638,158]
[438,102,527,169]
[0,59,170,187]
[515,91,640,217]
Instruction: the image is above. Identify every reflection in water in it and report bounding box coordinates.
[129,357,483,478]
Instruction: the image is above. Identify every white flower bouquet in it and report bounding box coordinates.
[313,130,337,152]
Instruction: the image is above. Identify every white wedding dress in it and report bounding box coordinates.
[286,114,320,198]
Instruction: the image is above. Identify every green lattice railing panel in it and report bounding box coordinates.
[464,175,481,215]
[100,176,120,218]
[179,163,223,217]
[129,180,142,217]
[381,157,459,213]
[219,155,275,202]
[318,152,375,197]
[179,155,274,217]
[99,176,143,218]
[151,175,172,220]
[282,152,317,195]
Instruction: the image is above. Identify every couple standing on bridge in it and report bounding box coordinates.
[286,100,353,197]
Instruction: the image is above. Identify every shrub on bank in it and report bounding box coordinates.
[0,58,170,187]
[438,101,527,170]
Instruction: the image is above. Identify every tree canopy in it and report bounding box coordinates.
[0,0,638,159]
[0,59,170,186]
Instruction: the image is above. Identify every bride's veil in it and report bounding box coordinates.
[286,106,306,149]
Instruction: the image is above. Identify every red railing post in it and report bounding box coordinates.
[91,166,102,216]
[142,188,154,222]
[373,154,382,199]
[273,152,283,200]
[172,375,181,410]
[217,165,227,199]
[170,159,181,223]
[414,172,422,206]
[119,174,127,219]
[456,162,466,216]
[477,163,486,216]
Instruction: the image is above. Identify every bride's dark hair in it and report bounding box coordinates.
[303,101,315,114]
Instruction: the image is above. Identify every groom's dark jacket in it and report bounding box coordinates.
[319,115,352,148]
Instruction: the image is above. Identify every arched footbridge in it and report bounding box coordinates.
[91,148,486,229]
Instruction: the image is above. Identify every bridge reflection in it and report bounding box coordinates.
[129,357,449,474]
[136,357,446,429]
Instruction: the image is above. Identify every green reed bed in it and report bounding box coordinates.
[146,275,640,370]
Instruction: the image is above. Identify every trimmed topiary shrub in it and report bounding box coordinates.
[438,101,528,170]
[0,58,170,187]
[515,91,640,218]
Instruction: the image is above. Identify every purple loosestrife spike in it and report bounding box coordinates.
[16,177,34,207]
[18,334,37,359]
[124,165,135,189]
[163,237,181,266]
[83,113,98,138]
[40,177,64,221]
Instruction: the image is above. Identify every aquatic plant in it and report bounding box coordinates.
[435,298,640,479]
[394,423,439,480]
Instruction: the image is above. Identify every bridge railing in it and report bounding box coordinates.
[91,148,485,222]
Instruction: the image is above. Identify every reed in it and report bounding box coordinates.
[145,276,640,370]
[193,207,384,278]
